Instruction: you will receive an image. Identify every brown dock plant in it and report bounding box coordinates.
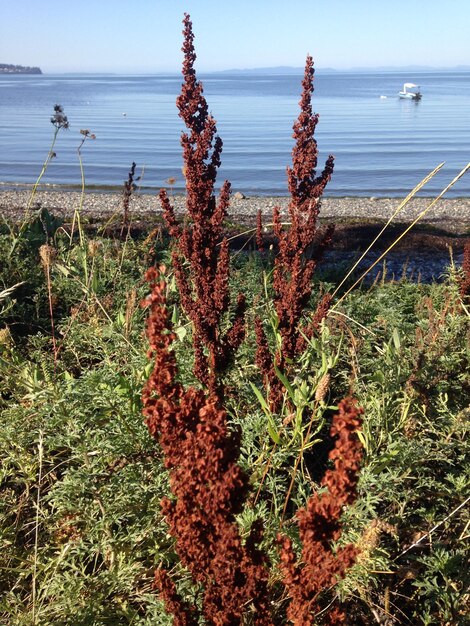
[142,266,272,625]
[142,17,364,625]
[459,240,470,298]
[159,14,245,396]
[256,56,335,409]
[278,398,363,625]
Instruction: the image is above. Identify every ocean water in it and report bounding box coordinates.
[0,70,469,197]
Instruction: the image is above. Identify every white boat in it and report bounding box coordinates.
[398,82,422,100]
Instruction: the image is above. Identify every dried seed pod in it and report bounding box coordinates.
[315,373,331,403]
[39,244,57,269]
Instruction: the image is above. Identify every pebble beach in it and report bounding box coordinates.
[1,188,468,283]
[1,189,469,233]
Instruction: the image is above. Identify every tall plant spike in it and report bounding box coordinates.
[142,267,272,625]
[256,56,335,408]
[160,14,245,396]
[287,56,335,211]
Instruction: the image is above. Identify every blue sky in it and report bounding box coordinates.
[1,0,469,73]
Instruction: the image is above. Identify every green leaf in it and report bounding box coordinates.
[266,420,281,445]
[54,263,71,277]
[273,365,296,403]
[174,326,187,341]
[392,328,401,351]
[249,383,280,444]
[249,382,271,415]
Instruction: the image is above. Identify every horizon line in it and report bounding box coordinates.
[31,63,470,75]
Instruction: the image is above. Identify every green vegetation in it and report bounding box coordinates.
[0,210,468,624]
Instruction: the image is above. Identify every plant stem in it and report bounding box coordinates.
[27,128,60,217]
[32,429,44,625]
[331,162,470,310]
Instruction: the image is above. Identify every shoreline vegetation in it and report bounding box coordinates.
[2,190,468,283]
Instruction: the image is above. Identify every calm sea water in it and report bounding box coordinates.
[0,71,469,196]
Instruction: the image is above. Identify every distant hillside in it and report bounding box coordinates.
[0,64,42,74]
[215,66,307,75]
[214,64,470,75]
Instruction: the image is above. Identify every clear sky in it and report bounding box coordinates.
[1,0,469,73]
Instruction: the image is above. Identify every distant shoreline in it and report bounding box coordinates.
[1,66,469,76]
[0,64,42,75]
[213,65,470,75]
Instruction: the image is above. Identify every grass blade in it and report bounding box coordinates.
[332,162,470,309]
[331,162,445,299]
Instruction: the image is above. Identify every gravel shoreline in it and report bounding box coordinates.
[1,189,469,233]
[1,188,468,283]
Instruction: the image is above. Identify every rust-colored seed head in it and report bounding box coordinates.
[142,267,272,624]
[279,398,363,625]
[459,240,470,298]
[256,56,335,408]
[159,14,245,396]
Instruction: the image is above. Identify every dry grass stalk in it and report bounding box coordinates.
[39,244,58,367]
[0,281,25,302]
[31,429,44,625]
[330,162,445,300]
[332,162,470,310]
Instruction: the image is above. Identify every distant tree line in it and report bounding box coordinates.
[0,63,42,74]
